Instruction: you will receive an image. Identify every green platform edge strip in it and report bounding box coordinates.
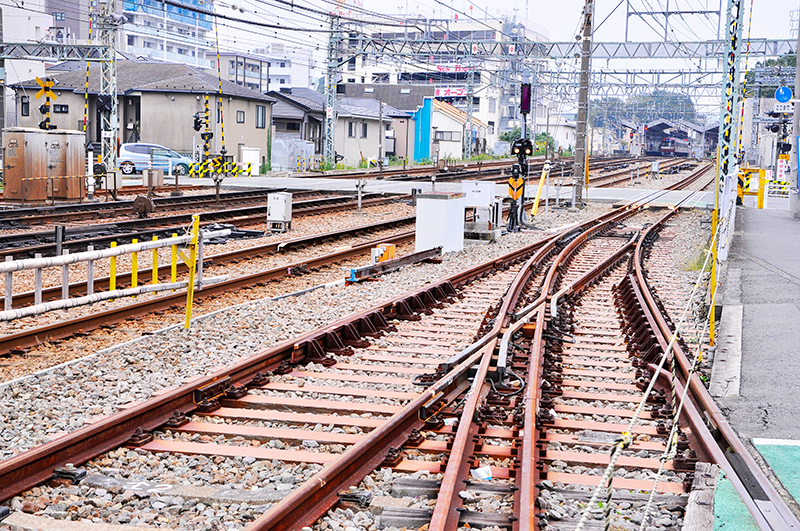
[714,473,758,530]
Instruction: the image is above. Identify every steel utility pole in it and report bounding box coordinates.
[465,57,475,159]
[572,0,593,208]
[716,0,745,260]
[323,15,340,169]
[791,3,800,217]
[97,0,120,172]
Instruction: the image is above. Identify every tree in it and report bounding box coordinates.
[499,127,521,143]
[590,91,698,129]
[745,54,795,97]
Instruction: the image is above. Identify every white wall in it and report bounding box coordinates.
[432,110,464,159]
[2,4,52,127]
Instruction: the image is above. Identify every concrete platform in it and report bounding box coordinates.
[166,175,714,209]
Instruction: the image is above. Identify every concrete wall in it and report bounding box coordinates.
[388,117,414,161]
[335,117,381,166]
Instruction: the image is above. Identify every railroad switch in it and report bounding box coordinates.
[54,463,87,484]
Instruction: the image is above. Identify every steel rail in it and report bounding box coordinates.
[633,212,800,530]
[0,194,406,258]
[0,229,415,355]
[0,189,294,222]
[0,225,554,507]
[7,216,416,309]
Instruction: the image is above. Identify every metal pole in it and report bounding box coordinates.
[87,245,94,296]
[4,256,12,311]
[572,0,593,208]
[34,254,42,306]
[61,250,69,300]
[791,5,800,217]
[323,15,340,168]
[378,100,384,175]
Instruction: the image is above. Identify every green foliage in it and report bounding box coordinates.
[358,159,369,169]
[417,157,433,165]
[264,129,272,172]
[745,54,796,96]
[589,91,698,130]
[499,127,521,143]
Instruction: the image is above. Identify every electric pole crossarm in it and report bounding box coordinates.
[0,43,108,61]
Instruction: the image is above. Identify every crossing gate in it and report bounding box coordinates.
[189,159,252,178]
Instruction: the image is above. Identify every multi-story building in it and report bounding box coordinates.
[253,44,314,89]
[122,0,213,67]
[211,51,269,93]
[340,11,549,150]
[47,0,90,42]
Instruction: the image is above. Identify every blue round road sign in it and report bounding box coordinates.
[775,86,793,103]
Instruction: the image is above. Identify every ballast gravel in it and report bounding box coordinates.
[0,205,606,463]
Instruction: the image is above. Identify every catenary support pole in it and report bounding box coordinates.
[572,0,593,208]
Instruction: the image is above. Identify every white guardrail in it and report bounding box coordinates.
[0,229,231,321]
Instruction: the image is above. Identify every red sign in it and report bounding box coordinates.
[434,87,467,97]
[435,64,468,72]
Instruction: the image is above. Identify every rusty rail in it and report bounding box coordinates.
[633,210,800,530]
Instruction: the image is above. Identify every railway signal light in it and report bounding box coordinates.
[193,113,203,131]
[520,83,532,115]
[512,138,533,157]
[778,142,792,154]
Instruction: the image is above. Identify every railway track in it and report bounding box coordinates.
[1,162,780,531]
[0,193,407,258]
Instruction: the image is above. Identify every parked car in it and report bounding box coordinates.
[118,143,194,175]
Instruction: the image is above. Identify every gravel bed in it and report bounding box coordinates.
[0,204,607,462]
[0,201,416,327]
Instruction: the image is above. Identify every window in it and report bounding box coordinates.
[127,35,135,46]
[348,122,356,138]
[280,62,286,68]
[53,104,69,113]
[279,79,285,84]
[21,96,29,116]
[360,122,367,138]
[488,98,496,114]
[255,105,266,129]
[53,12,65,20]
[286,122,300,131]
[488,121,495,135]
[434,131,461,142]
[236,110,245,123]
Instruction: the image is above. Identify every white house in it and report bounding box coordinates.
[1,2,53,129]
[431,99,488,160]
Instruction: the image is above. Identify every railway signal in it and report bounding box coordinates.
[34,77,57,131]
